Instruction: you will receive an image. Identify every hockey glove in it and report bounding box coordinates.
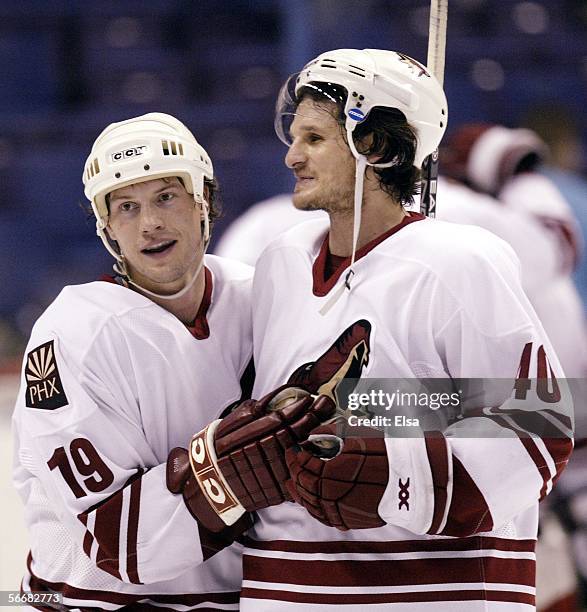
[167,386,335,532]
[286,422,389,530]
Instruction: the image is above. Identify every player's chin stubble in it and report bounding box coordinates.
[293,183,355,214]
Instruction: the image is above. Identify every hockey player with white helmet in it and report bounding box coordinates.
[11,112,335,609]
[241,48,573,610]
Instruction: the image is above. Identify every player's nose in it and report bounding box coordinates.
[285,141,306,169]
[139,204,164,233]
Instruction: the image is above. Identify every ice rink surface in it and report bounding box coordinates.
[0,374,28,597]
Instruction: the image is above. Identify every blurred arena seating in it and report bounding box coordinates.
[0,0,585,343]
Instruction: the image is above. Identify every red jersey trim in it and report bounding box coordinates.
[312,213,426,297]
[185,266,212,340]
[241,587,535,607]
[25,552,239,608]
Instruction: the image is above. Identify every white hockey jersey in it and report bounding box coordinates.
[12,255,253,610]
[244,215,573,611]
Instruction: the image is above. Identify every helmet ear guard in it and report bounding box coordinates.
[200,198,210,245]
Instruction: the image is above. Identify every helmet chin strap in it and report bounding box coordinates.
[319,131,398,316]
[113,255,205,301]
[110,200,210,302]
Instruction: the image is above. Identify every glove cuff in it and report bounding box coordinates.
[189,420,246,526]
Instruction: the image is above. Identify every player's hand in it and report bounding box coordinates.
[166,386,335,532]
[285,422,389,531]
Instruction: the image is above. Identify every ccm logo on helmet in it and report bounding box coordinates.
[110,145,148,162]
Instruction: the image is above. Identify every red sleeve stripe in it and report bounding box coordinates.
[440,456,493,537]
[78,513,94,559]
[493,415,571,500]
[95,486,124,580]
[542,408,573,431]
[126,475,142,584]
[424,433,450,534]
[77,470,144,585]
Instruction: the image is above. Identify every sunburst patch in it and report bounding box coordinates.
[25,340,68,410]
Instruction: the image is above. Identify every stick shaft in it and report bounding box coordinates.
[427,0,448,86]
[420,0,448,218]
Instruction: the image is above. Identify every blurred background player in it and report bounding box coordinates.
[11,113,257,610]
[215,193,326,266]
[239,47,572,611]
[440,123,586,380]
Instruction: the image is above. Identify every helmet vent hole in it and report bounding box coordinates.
[349,70,366,78]
[115,172,121,178]
[161,140,181,156]
[93,159,100,175]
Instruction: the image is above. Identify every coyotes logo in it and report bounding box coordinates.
[25,340,68,410]
[287,320,372,407]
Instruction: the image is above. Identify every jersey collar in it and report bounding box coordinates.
[100,267,213,340]
[312,212,425,297]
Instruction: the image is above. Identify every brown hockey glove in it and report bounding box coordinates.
[166,447,253,544]
[285,422,389,531]
[167,387,335,532]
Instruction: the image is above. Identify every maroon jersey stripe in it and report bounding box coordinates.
[241,535,536,554]
[127,476,142,584]
[424,432,450,534]
[93,487,123,580]
[27,554,239,608]
[243,554,535,588]
[440,455,493,537]
[241,587,535,606]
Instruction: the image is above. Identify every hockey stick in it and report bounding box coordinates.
[420,0,448,217]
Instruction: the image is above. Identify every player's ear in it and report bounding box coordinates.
[104,225,118,243]
[355,133,383,164]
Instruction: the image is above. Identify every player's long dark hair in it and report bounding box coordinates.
[301,84,420,207]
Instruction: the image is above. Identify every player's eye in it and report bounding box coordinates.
[119,201,137,212]
[308,133,323,143]
[158,191,175,203]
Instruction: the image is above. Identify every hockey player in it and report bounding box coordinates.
[11,113,334,610]
[440,123,586,379]
[241,49,574,610]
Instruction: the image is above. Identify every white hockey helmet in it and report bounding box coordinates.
[83,112,213,261]
[275,48,448,166]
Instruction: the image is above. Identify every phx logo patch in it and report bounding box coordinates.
[25,340,68,410]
